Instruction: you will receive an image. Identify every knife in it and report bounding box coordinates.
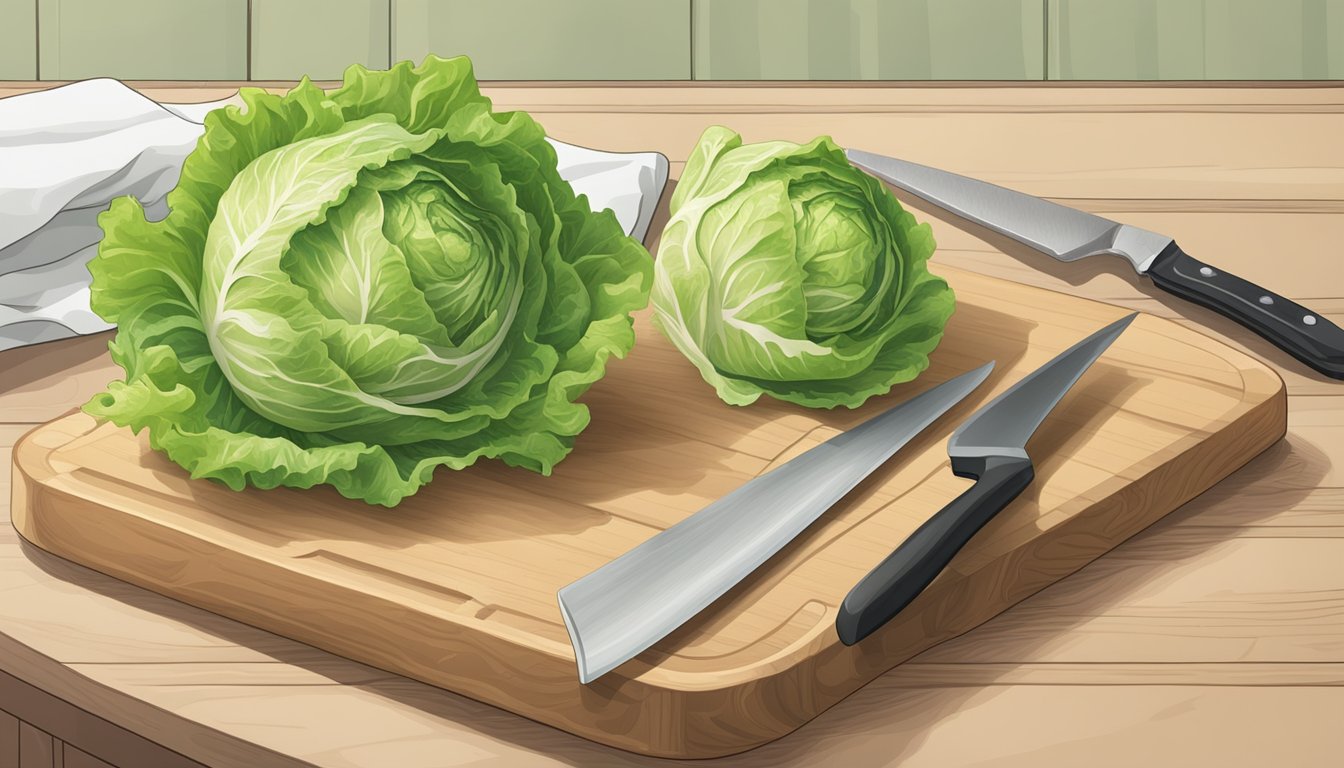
[847,149,1344,380]
[836,313,1135,645]
[557,361,995,684]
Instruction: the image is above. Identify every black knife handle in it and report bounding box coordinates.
[1147,241,1344,379]
[836,454,1035,646]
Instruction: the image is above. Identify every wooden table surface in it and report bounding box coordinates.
[2,81,1342,768]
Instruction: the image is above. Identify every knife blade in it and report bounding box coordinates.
[557,361,995,684]
[847,149,1344,380]
[836,313,1136,645]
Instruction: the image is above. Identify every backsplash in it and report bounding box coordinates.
[1,0,1340,81]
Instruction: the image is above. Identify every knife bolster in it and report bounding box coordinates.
[949,453,1034,482]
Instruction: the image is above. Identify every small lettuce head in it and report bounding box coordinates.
[84,56,652,506]
[652,126,954,409]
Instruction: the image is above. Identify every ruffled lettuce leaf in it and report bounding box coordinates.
[85,56,652,506]
[653,126,954,409]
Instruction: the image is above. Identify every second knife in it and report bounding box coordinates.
[558,361,994,684]
[837,313,1136,645]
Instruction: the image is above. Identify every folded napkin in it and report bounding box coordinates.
[0,79,668,353]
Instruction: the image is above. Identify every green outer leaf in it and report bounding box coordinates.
[652,125,955,410]
[84,56,653,506]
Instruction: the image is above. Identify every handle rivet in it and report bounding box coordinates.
[1304,315,1318,326]
[1259,295,1274,305]
[1199,266,1216,277]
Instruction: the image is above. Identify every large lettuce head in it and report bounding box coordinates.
[84,56,652,506]
[652,126,955,409]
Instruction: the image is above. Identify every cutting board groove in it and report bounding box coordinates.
[10,266,1285,758]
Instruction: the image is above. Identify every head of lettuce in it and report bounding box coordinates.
[84,56,652,507]
[652,126,955,409]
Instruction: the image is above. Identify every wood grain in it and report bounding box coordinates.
[0,667,233,768]
[1,461,1340,768]
[60,747,112,768]
[10,264,1285,758]
[17,722,53,768]
[0,336,114,427]
[1,710,17,768]
[0,81,1340,767]
[6,82,1342,200]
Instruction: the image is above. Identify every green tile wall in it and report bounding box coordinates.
[1334,1,1344,77]
[392,0,691,80]
[0,0,37,79]
[37,0,247,80]
[252,0,390,80]
[3,0,1342,81]
[1050,0,1344,79]
[692,0,1045,79]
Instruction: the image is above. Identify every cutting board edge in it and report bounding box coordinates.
[588,362,1289,758]
[7,299,1292,759]
[607,324,1291,693]
[9,437,613,760]
[8,374,1287,760]
[9,412,579,660]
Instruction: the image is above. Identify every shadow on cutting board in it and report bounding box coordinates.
[13,173,1314,765]
[14,428,1325,767]
[631,357,1149,674]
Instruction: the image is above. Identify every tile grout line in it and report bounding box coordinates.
[33,0,40,80]
[245,0,253,81]
[689,0,695,81]
[1037,0,1048,81]
[387,0,393,69]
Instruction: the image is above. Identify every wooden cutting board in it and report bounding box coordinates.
[10,264,1285,759]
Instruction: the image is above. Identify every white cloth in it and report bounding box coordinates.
[0,79,668,353]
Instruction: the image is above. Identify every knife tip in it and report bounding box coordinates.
[1104,311,1140,338]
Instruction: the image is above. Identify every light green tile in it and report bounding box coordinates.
[253,0,390,80]
[38,0,246,80]
[1202,0,1338,79]
[392,0,690,80]
[1049,0,1203,79]
[1050,0,1344,80]
[0,0,37,79]
[1332,1,1344,77]
[692,0,1045,80]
